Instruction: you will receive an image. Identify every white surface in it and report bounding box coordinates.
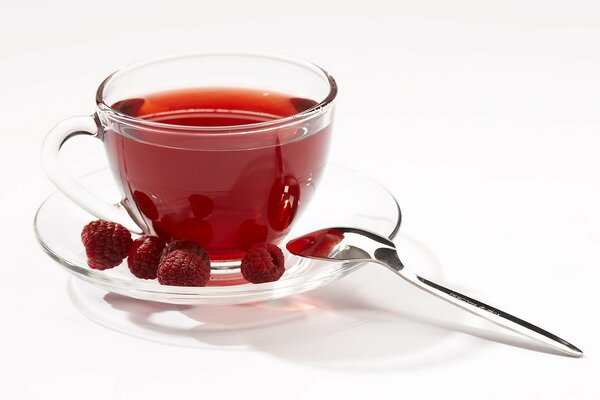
[1,0,599,399]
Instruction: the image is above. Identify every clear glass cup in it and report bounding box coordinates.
[41,53,337,263]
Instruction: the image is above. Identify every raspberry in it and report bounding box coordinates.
[240,243,285,284]
[160,240,210,265]
[157,250,211,286]
[127,236,166,279]
[81,220,133,270]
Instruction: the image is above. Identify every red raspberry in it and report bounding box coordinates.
[240,243,285,284]
[127,236,166,279]
[81,220,133,270]
[160,240,210,265]
[157,250,211,286]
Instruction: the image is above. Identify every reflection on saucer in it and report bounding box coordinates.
[67,233,491,371]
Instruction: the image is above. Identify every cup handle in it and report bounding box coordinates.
[41,115,142,234]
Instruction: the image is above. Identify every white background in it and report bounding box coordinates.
[1,0,599,398]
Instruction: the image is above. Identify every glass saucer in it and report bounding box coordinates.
[34,164,401,305]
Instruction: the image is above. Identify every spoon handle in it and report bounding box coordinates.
[391,267,583,357]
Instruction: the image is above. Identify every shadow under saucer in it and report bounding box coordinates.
[68,232,557,371]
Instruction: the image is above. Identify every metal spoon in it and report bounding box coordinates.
[286,227,583,357]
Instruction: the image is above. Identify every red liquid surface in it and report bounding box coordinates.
[104,88,331,261]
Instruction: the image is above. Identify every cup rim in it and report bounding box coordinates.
[95,52,337,133]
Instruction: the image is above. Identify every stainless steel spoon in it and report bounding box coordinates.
[286,227,583,357]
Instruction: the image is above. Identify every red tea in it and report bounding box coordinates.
[104,88,332,261]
